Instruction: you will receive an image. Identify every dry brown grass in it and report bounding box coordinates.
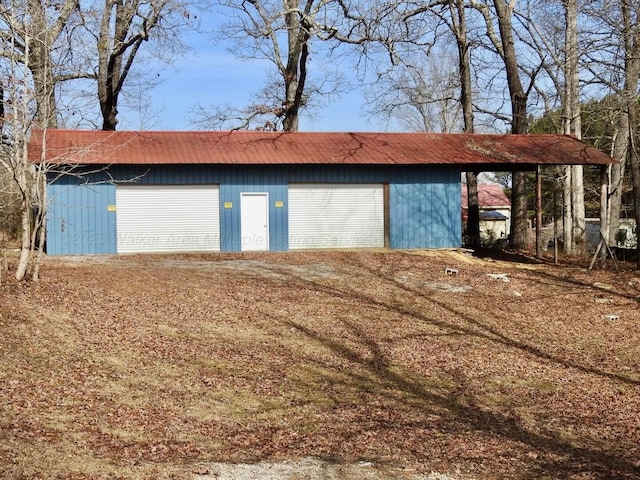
[1,250,639,479]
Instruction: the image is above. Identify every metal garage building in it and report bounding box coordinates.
[28,130,612,255]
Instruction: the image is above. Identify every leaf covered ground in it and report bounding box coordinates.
[1,250,639,479]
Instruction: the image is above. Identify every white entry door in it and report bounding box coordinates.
[241,193,269,251]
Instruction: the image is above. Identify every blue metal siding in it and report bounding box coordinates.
[288,165,391,184]
[47,164,462,254]
[389,168,461,249]
[217,167,288,251]
[47,178,116,254]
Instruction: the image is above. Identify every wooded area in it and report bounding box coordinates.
[0,0,639,280]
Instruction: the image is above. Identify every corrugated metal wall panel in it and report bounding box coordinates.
[116,185,220,253]
[219,183,288,252]
[46,181,116,255]
[287,165,391,184]
[46,183,116,255]
[289,184,384,249]
[389,168,462,249]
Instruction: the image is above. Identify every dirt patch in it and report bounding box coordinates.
[163,258,344,281]
[1,250,639,479]
[194,457,465,479]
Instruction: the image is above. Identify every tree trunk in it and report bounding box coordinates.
[535,166,542,257]
[563,166,573,253]
[465,173,481,247]
[451,0,480,248]
[25,0,60,129]
[562,0,586,254]
[567,0,585,253]
[620,0,640,267]
[31,166,47,281]
[571,165,585,252]
[628,106,640,267]
[600,166,609,256]
[492,0,529,249]
[630,137,640,269]
[455,0,473,134]
[29,62,58,128]
[14,161,31,281]
[98,0,123,131]
[281,0,311,132]
[511,171,528,248]
[608,110,629,245]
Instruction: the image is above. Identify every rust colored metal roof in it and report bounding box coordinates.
[28,129,614,167]
[462,183,511,208]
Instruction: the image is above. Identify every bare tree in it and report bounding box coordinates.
[84,0,195,130]
[524,0,585,254]
[197,0,347,131]
[193,64,343,131]
[608,99,631,245]
[0,0,85,128]
[581,0,639,256]
[0,0,94,279]
[0,17,45,280]
[363,49,463,132]
[560,0,586,255]
[473,0,530,249]
[618,0,640,267]
[448,0,482,248]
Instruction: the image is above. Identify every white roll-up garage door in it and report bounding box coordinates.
[288,184,384,249]
[116,184,220,253]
